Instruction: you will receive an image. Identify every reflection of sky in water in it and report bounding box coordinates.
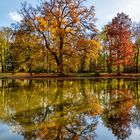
[87,117,140,140]
[95,118,117,140]
[0,122,23,140]
[0,114,140,140]
[128,128,140,140]
[85,115,98,124]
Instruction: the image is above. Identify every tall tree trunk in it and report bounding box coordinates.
[0,47,4,73]
[124,64,126,73]
[136,47,139,73]
[107,47,112,74]
[3,45,6,73]
[117,50,121,75]
[107,63,112,74]
[42,46,45,73]
[117,64,120,75]
[57,56,64,76]
[79,55,86,72]
[29,66,32,76]
[57,36,65,76]
[89,59,96,72]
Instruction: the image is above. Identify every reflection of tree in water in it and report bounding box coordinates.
[0,79,102,140]
[35,80,101,139]
[102,79,134,140]
[131,104,140,130]
[1,78,139,140]
[131,80,140,129]
[39,113,98,139]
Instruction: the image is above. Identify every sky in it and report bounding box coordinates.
[0,0,140,30]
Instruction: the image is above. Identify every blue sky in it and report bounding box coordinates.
[0,0,140,30]
[0,0,38,27]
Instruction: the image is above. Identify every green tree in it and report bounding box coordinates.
[0,27,12,73]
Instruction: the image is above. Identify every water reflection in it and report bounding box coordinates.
[102,79,134,139]
[0,79,140,140]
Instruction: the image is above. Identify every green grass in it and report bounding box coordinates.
[68,72,100,77]
[0,72,140,79]
[0,73,12,77]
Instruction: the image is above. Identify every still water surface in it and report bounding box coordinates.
[0,78,140,140]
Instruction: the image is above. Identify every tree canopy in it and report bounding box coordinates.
[0,1,139,75]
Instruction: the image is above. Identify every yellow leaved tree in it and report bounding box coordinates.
[19,0,98,75]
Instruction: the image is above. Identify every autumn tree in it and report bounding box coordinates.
[100,26,113,73]
[19,0,97,76]
[76,38,100,72]
[105,13,134,75]
[12,28,46,75]
[0,27,12,73]
[132,22,140,73]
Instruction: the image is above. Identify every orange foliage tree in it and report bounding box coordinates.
[19,0,98,76]
[105,13,134,75]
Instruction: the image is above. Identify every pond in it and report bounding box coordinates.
[0,78,140,140]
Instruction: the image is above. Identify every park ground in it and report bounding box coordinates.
[0,73,140,79]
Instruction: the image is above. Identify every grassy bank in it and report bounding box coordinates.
[0,72,140,79]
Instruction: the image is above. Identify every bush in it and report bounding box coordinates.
[94,71,100,76]
[32,67,48,73]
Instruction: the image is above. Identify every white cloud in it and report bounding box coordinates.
[105,0,140,23]
[9,11,22,22]
[120,0,140,22]
[95,0,140,30]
